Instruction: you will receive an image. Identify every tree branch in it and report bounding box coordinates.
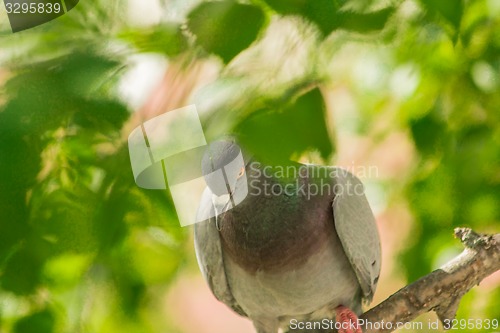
[359,228,500,333]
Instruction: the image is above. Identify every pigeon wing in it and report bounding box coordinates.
[331,168,381,303]
[194,188,247,316]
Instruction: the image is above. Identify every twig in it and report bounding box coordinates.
[360,228,500,333]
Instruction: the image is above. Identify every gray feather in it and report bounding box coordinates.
[194,188,247,316]
[332,168,381,303]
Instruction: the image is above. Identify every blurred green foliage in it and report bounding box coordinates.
[188,1,266,62]
[236,88,333,163]
[0,0,498,332]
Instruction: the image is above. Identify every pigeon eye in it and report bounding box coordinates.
[237,167,245,179]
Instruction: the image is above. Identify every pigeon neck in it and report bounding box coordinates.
[218,162,336,273]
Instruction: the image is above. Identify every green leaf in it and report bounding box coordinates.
[57,51,123,97]
[1,249,43,295]
[421,0,463,30]
[14,310,55,333]
[410,108,447,156]
[263,0,393,36]
[120,24,188,57]
[263,0,340,36]
[261,0,309,14]
[65,0,80,11]
[187,1,266,63]
[337,7,396,33]
[235,88,334,163]
[73,98,130,133]
[1,51,124,137]
[302,0,340,36]
[0,130,39,261]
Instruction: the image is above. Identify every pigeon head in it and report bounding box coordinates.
[201,139,249,202]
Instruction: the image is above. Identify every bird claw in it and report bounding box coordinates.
[335,305,362,333]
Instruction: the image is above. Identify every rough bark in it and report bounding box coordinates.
[359,228,500,333]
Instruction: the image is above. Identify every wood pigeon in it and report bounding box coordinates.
[195,139,381,333]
